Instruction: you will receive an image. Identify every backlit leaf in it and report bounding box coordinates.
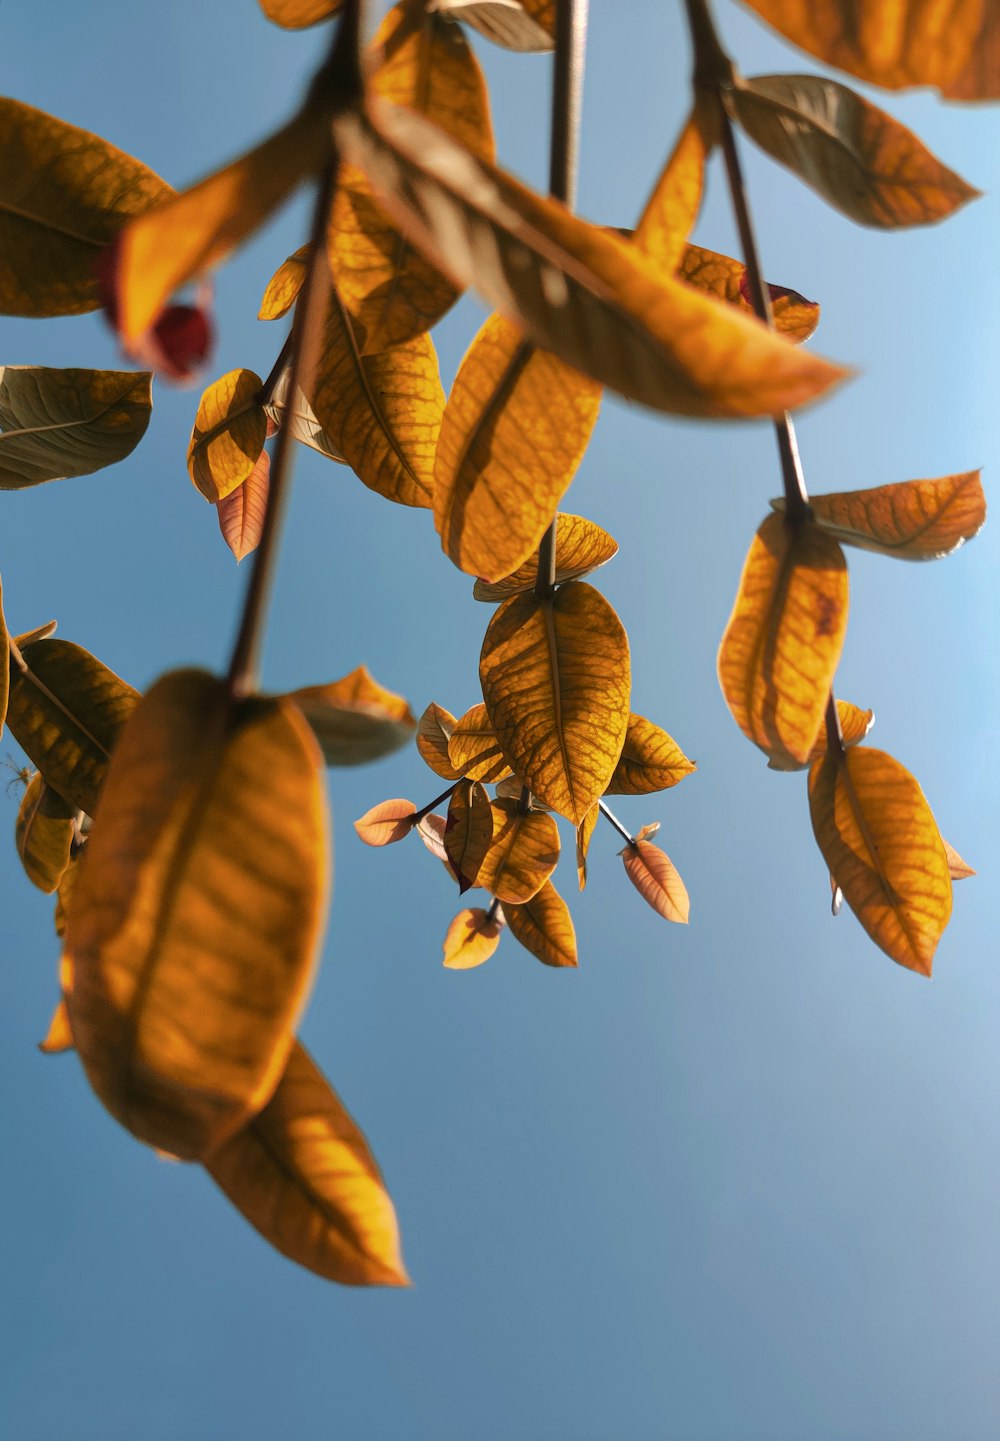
[289,666,415,766]
[0,367,152,489]
[330,4,495,352]
[0,98,171,317]
[40,1000,73,1054]
[188,369,266,503]
[576,803,598,891]
[15,772,76,893]
[417,812,450,863]
[216,450,270,562]
[731,74,979,228]
[678,245,819,344]
[635,96,719,274]
[448,703,513,783]
[606,714,695,795]
[54,856,79,939]
[259,245,309,319]
[416,702,461,779]
[774,471,986,560]
[430,0,555,51]
[354,798,417,845]
[768,698,874,771]
[473,512,618,603]
[442,906,503,969]
[718,514,848,767]
[258,0,343,27]
[444,779,493,891]
[944,841,975,880]
[434,316,602,579]
[64,669,329,1157]
[476,796,560,904]
[7,638,139,813]
[621,839,690,923]
[480,581,630,824]
[504,880,577,968]
[264,369,346,465]
[333,98,846,417]
[206,1040,407,1286]
[808,745,951,974]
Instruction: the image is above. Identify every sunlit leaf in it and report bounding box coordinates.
[476,796,560,904]
[54,855,79,939]
[606,714,695,795]
[737,0,1000,100]
[944,840,975,881]
[354,798,417,846]
[768,698,874,771]
[39,999,74,1054]
[678,245,819,344]
[216,450,270,562]
[289,665,415,767]
[480,581,630,824]
[0,98,172,317]
[504,879,577,968]
[416,702,461,779]
[64,669,329,1157]
[576,803,598,891]
[206,1040,407,1286]
[7,638,139,813]
[330,4,495,352]
[444,779,493,891]
[718,514,848,767]
[259,245,309,320]
[635,96,719,274]
[15,772,76,893]
[264,369,346,465]
[808,745,952,974]
[430,0,555,51]
[187,369,266,503]
[620,838,689,923]
[731,74,979,228]
[0,367,152,489]
[13,620,57,648]
[448,703,513,783]
[442,906,503,969]
[434,316,602,579]
[258,0,343,28]
[472,513,618,603]
[417,812,450,863]
[333,98,846,417]
[773,471,986,560]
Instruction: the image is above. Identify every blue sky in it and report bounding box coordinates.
[2,2,999,1438]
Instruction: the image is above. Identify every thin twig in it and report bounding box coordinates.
[598,798,634,847]
[413,781,460,825]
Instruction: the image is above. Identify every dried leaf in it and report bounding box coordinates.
[773,471,986,560]
[635,96,719,274]
[259,245,309,320]
[430,0,555,51]
[943,840,975,880]
[480,581,630,824]
[258,0,343,27]
[767,698,874,771]
[678,245,819,344]
[444,779,494,891]
[718,514,849,767]
[808,745,952,974]
[206,1040,407,1286]
[476,796,560,904]
[621,839,690,923]
[15,772,76,893]
[606,714,696,795]
[39,999,74,1054]
[416,703,461,779]
[473,513,618,603]
[289,665,415,766]
[264,370,346,465]
[576,803,598,891]
[442,906,503,968]
[0,367,152,489]
[188,369,266,503]
[448,703,513,784]
[731,74,979,228]
[354,798,417,846]
[216,450,271,562]
[504,880,577,968]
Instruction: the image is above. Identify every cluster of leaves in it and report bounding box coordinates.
[0,0,991,1284]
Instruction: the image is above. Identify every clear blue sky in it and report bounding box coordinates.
[3,3,999,1438]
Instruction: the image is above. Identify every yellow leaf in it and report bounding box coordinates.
[943,840,975,880]
[504,880,577,968]
[808,745,952,974]
[606,714,696,795]
[0,98,172,317]
[576,802,598,891]
[0,368,153,488]
[718,514,849,767]
[307,288,445,508]
[354,798,417,846]
[416,702,462,779]
[738,0,1000,100]
[330,4,495,352]
[333,98,846,417]
[480,581,630,824]
[216,450,271,562]
[731,74,979,228]
[472,512,618,603]
[54,854,79,939]
[635,96,719,274]
[444,779,494,891]
[430,0,555,51]
[63,669,329,1158]
[620,839,690,923]
[6,637,139,814]
[259,245,309,319]
[206,1040,407,1286]
[434,316,602,579]
[258,0,343,27]
[289,665,415,766]
[187,369,266,503]
[768,698,874,771]
[15,772,76,893]
[442,906,503,969]
[447,703,512,783]
[476,796,560,904]
[39,999,74,1054]
[775,471,986,560]
[677,245,820,344]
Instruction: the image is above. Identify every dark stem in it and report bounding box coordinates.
[308,0,368,114]
[413,781,460,824]
[257,332,294,410]
[486,897,502,924]
[598,798,635,847]
[824,693,845,756]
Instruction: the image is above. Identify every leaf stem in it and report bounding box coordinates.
[486,896,501,924]
[824,692,845,756]
[413,781,459,824]
[598,798,634,848]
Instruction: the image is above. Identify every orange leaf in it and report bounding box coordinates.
[944,840,975,881]
[258,0,342,27]
[447,703,513,783]
[216,450,270,562]
[288,665,415,767]
[777,471,986,560]
[504,880,577,968]
[259,245,309,320]
[476,797,561,904]
[576,802,598,892]
[416,702,462,780]
[15,771,76,893]
[354,798,417,846]
[606,714,695,795]
[472,512,618,603]
[188,369,266,503]
[768,698,874,771]
[635,96,719,274]
[442,906,503,969]
[39,999,73,1054]
[678,244,819,344]
[620,839,690,923]
[444,779,494,891]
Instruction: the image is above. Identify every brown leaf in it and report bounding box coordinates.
[39,999,74,1054]
[289,665,415,767]
[476,797,561,904]
[472,512,618,603]
[504,880,577,968]
[576,803,598,891]
[768,698,874,771]
[15,772,76,893]
[444,779,494,891]
[621,839,690,923]
[808,745,952,974]
[447,703,513,783]
[774,471,986,560]
[678,245,819,344]
[430,0,555,51]
[216,450,270,562]
[354,798,417,846]
[634,96,720,274]
[54,855,79,939]
[606,714,696,795]
[442,906,503,969]
[0,367,153,489]
[943,840,975,880]
[188,369,266,503]
[416,702,462,780]
[718,514,849,767]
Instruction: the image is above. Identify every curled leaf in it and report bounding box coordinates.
[354,798,417,846]
[263,369,346,465]
[416,703,461,780]
[417,812,450,864]
[473,513,618,603]
[768,698,874,771]
[774,471,986,560]
[943,841,975,881]
[442,906,503,969]
[576,803,598,891]
[216,450,270,562]
[39,999,74,1055]
[678,246,819,344]
[188,369,266,503]
[0,367,153,489]
[620,839,690,923]
[606,714,695,795]
[289,666,415,767]
[448,703,512,784]
[15,772,76,893]
[504,880,577,968]
[259,245,309,320]
[476,797,561,904]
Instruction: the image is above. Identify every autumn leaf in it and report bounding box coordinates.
[258,0,343,28]
[259,245,309,320]
[767,698,874,771]
[330,3,495,352]
[434,315,602,579]
[15,773,76,894]
[39,1000,74,1055]
[472,513,618,603]
[718,514,849,767]
[448,703,512,783]
[263,369,346,466]
[333,98,846,418]
[620,839,690,923]
[476,796,561,904]
[63,669,329,1158]
[576,803,598,891]
[808,745,952,974]
[0,98,172,317]
[206,1040,407,1286]
[354,798,417,846]
[943,841,975,881]
[480,581,630,824]
[430,0,555,51]
[635,96,719,274]
[678,246,819,344]
[54,855,79,939]
[606,715,695,795]
[442,906,503,969]
[216,451,270,562]
[0,368,152,489]
[493,777,552,812]
[444,779,494,891]
[731,74,979,228]
[187,369,266,503]
[416,702,461,779]
[504,880,578,968]
[289,666,415,767]
[773,471,986,560]
[417,813,451,865]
